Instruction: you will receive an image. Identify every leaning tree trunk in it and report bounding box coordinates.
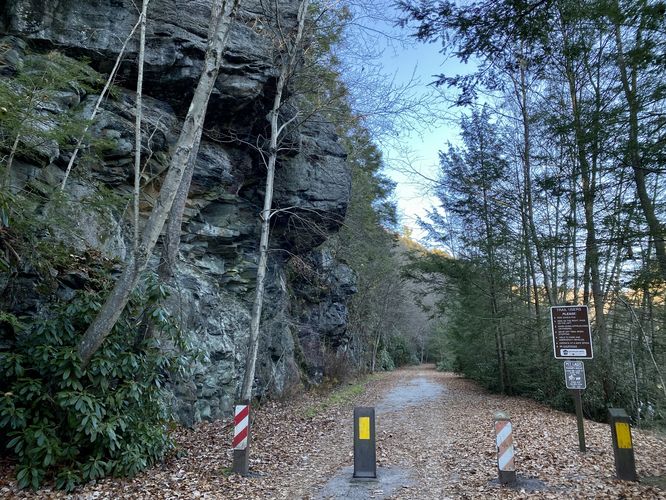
[158,138,203,280]
[239,0,309,402]
[613,22,666,282]
[78,0,240,367]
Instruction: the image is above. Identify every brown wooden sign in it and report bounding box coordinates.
[551,305,593,359]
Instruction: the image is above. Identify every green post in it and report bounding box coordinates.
[608,408,637,481]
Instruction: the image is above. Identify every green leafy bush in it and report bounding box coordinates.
[435,360,450,372]
[0,47,102,163]
[386,335,417,367]
[0,276,191,491]
[376,348,395,371]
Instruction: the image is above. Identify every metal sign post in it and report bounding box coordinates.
[564,360,587,452]
[551,305,593,359]
[571,389,586,453]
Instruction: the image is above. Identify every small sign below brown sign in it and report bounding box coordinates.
[551,305,593,359]
[564,360,587,389]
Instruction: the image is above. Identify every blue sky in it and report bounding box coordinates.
[336,2,479,240]
[375,26,464,238]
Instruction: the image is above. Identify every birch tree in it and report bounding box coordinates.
[134,0,150,253]
[78,0,240,367]
[239,0,309,402]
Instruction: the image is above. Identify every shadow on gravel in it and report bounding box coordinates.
[376,377,446,414]
[640,475,666,490]
[488,475,550,492]
[316,466,413,499]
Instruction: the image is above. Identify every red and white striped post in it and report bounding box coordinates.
[232,402,250,475]
[494,411,516,485]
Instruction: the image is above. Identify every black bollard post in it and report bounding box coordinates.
[608,408,637,481]
[353,407,377,479]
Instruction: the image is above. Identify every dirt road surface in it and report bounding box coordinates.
[2,366,665,499]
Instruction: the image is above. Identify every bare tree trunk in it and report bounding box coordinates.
[548,195,562,296]
[371,322,382,372]
[561,153,571,303]
[239,0,309,402]
[3,133,21,189]
[561,47,610,402]
[571,88,608,355]
[133,0,150,254]
[78,0,239,367]
[553,10,611,405]
[570,155,579,303]
[159,0,251,280]
[582,254,590,305]
[515,62,556,307]
[157,150,200,279]
[519,167,542,347]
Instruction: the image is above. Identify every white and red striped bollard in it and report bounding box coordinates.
[232,403,250,475]
[494,411,516,485]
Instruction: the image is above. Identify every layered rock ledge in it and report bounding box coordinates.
[0,0,355,426]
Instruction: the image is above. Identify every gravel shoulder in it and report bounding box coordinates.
[2,366,665,499]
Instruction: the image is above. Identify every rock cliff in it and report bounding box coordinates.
[0,0,356,426]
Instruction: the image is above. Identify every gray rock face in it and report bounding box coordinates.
[273,119,351,252]
[0,0,294,115]
[289,242,357,384]
[0,0,355,426]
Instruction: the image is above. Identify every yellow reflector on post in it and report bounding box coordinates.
[608,408,637,481]
[615,422,632,449]
[359,417,370,440]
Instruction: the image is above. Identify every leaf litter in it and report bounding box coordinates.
[1,366,665,499]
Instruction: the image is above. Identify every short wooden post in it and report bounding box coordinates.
[608,408,637,481]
